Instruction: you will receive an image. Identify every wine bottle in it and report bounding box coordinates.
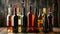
[17,7,22,33]
[34,8,39,32]
[27,6,35,33]
[12,8,18,33]
[7,4,12,33]
[47,8,53,32]
[22,7,27,33]
[38,8,43,32]
[43,8,49,33]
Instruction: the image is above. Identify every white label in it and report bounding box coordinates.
[18,27,21,32]
[18,19,21,25]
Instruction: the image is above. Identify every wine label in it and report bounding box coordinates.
[38,20,43,32]
[18,26,21,32]
[38,20,43,27]
[18,19,21,25]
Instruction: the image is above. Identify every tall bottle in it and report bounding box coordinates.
[12,8,18,33]
[47,8,53,32]
[38,8,43,32]
[34,8,39,32]
[17,7,22,33]
[7,4,12,33]
[22,7,27,33]
[27,6,35,33]
[43,8,49,33]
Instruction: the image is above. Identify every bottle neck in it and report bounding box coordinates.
[23,7,25,15]
[14,12,17,16]
[30,6,32,12]
[40,9,42,15]
[17,7,20,15]
[39,9,42,19]
[48,7,51,13]
[14,8,17,15]
[14,8,20,15]
[35,7,38,17]
[8,7,11,14]
[36,8,38,13]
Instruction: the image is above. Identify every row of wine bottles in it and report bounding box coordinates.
[7,4,53,33]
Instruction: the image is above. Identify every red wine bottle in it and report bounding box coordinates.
[27,6,35,33]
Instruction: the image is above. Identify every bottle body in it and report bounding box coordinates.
[22,15,27,32]
[38,15,43,32]
[13,14,18,33]
[18,15,22,33]
[7,5,13,33]
[48,12,53,32]
[7,14,13,33]
[27,11,35,33]
[34,8,39,32]
[22,7,27,33]
[43,14,49,33]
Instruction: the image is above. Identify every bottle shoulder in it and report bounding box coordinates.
[7,14,10,17]
[27,12,30,16]
[12,15,15,18]
[47,14,53,17]
[7,14,12,17]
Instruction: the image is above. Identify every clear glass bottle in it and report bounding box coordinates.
[7,4,12,33]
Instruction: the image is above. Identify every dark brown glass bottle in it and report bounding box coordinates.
[34,8,39,33]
